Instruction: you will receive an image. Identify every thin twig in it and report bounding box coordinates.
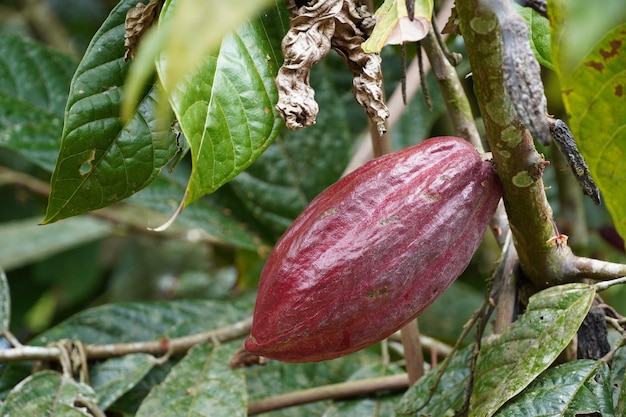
[593,276,626,292]
[247,374,409,416]
[0,317,252,363]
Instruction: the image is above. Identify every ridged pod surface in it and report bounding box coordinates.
[245,137,502,362]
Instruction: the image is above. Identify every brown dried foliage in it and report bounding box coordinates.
[124,0,164,61]
[276,0,389,134]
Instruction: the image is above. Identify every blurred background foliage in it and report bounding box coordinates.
[0,0,625,393]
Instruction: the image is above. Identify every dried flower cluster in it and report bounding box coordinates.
[124,0,164,61]
[276,0,390,134]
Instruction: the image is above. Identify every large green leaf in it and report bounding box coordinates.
[38,300,249,345]
[395,346,472,416]
[0,216,112,271]
[156,0,287,206]
[469,283,595,417]
[90,353,155,409]
[0,34,77,172]
[125,175,264,250]
[550,0,626,242]
[495,360,614,416]
[135,343,246,417]
[0,300,250,398]
[0,371,97,417]
[43,0,178,223]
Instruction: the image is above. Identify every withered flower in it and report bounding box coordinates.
[276,0,390,134]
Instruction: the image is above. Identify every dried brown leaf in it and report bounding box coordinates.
[124,0,164,61]
[275,0,389,133]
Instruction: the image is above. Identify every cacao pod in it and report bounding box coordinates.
[245,137,502,362]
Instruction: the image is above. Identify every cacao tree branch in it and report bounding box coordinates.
[454,0,570,288]
[247,373,409,416]
[420,26,482,150]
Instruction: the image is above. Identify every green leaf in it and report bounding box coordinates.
[0,268,8,331]
[495,360,613,416]
[155,1,287,206]
[246,351,381,417]
[0,370,97,417]
[123,0,274,119]
[396,346,472,415]
[0,216,112,271]
[0,34,77,172]
[515,5,553,70]
[38,300,249,345]
[469,283,595,417]
[126,175,263,250]
[225,54,363,237]
[135,343,246,417]
[362,0,433,53]
[90,353,155,409]
[550,0,626,242]
[612,346,626,415]
[43,0,178,224]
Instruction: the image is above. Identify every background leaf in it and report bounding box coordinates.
[396,346,472,416]
[156,1,287,206]
[90,353,155,409]
[43,0,178,223]
[0,371,97,417]
[550,0,626,243]
[0,300,250,399]
[470,283,595,417]
[0,216,112,271]
[0,34,77,172]
[135,343,246,417]
[495,360,613,416]
[125,175,264,250]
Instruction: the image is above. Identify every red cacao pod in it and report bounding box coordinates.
[245,137,502,362]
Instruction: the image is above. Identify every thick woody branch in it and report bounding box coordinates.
[455,0,565,287]
[455,0,626,288]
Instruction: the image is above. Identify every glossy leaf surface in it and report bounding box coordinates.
[0,34,76,171]
[470,283,594,417]
[157,0,287,206]
[135,343,246,417]
[44,0,178,223]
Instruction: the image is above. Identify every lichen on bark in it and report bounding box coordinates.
[276,0,390,134]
